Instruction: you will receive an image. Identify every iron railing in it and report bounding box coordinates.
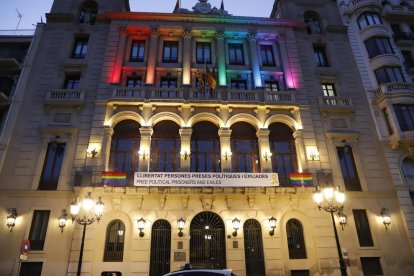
[150,220,172,276]
[244,219,266,276]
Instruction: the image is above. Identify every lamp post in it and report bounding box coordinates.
[69,192,104,276]
[313,186,347,276]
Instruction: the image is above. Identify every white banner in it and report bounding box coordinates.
[134,172,279,187]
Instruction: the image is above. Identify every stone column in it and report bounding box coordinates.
[293,130,305,172]
[146,28,160,85]
[182,30,193,86]
[257,129,271,173]
[101,126,114,171]
[248,33,262,88]
[216,32,227,87]
[218,128,232,172]
[278,35,294,89]
[138,127,153,172]
[112,27,128,84]
[180,128,193,172]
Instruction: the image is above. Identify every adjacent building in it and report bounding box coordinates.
[1,0,414,275]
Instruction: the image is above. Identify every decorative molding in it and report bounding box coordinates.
[159,195,166,209]
[247,32,257,41]
[136,195,144,209]
[201,195,213,210]
[182,30,193,38]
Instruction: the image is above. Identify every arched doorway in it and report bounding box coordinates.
[190,212,226,269]
[243,219,265,276]
[150,219,171,276]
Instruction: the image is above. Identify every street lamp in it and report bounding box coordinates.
[313,186,347,276]
[69,192,104,276]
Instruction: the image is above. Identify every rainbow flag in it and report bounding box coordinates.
[102,172,127,186]
[289,173,313,186]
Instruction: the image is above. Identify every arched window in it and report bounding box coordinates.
[190,212,226,269]
[269,123,297,186]
[103,220,125,262]
[109,120,141,184]
[231,122,260,172]
[79,0,98,25]
[304,11,323,34]
[191,122,220,172]
[243,219,265,275]
[286,219,306,259]
[151,121,181,172]
[357,12,382,29]
[402,156,414,180]
[150,220,171,276]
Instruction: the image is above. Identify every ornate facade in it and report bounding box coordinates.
[1,0,414,275]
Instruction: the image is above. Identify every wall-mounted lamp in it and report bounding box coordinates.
[6,208,17,232]
[232,217,241,237]
[87,148,98,158]
[58,209,68,232]
[306,146,320,161]
[263,152,273,162]
[137,217,146,237]
[223,151,232,161]
[138,150,149,160]
[338,211,347,230]
[180,150,191,160]
[381,208,391,230]
[177,217,185,237]
[118,229,124,236]
[268,216,277,236]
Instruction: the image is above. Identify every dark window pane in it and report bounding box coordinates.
[72,37,88,59]
[39,143,66,190]
[191,122,220,172]
[364,37,393,59]
[393,104,414,131]
[231,122,260,172]
[104,220,125,262]
[163,41,178,63]
[64,76,80,90]
[19,262,43,276]
[126,77,142,88]
[196,42,212,64]
[353,210,374,247]
[130,40,145,62]
[313,45,329,67]
[28,211,50,250]
[361,257,383,275]
[286,219,307,259]
[230,80,247,90]
[228,43,244,65]
[260,45,275,66]
[357,12,382,29]
[337,146,361,191]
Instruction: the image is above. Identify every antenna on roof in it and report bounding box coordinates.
[15,9,23,34]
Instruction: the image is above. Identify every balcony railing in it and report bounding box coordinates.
[375,82,414,98]
[265,91,296,103]
[112,88,145,99]
[190,89,221,100]
[228,90,259,101]
[45,89,85,106]
[152,88,183,100]
[318,96,354,113]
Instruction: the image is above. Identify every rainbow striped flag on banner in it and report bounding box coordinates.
[102,171,127,186]
[289,172,313,186]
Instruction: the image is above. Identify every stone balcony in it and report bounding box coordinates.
[375,82,414,104]
[382,4,414,21]
[341,0,382,15]
[110,87,298,106]
[317,96,354,114]
[45,89,85,107]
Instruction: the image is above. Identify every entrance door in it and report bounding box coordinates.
[244,219,265,276]
[190,211,226,269]
[150,220,171,276]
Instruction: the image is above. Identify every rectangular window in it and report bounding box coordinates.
[260,45,275,66]
[375,66,405,84]
[29,210,50,250]
[313,45,329,67]
[291,270,310,276]
[358,12,382,29]
[160,77,177,88]
[265,81,279,92]
[353,209,374,247]
[361,257,383,275]
[321,83,336,97]
[393,104,414,131]
[130,40,145,62]
[71,37,88,59]
[231,79,247,90]
[39,142,66,190]
[64,76,80,90]
[162,41,178,63]
[228,43,244,65]
[196,42,211,64]
[126,77,142,88]
[0,77,15,97]
[337,146,362,191]
[402,50,414,69]
[19,262,43,276]
[364,37,394,59]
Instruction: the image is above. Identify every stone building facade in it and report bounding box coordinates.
[1,0,414,275]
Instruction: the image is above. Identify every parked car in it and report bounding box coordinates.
[164,269,235,276]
